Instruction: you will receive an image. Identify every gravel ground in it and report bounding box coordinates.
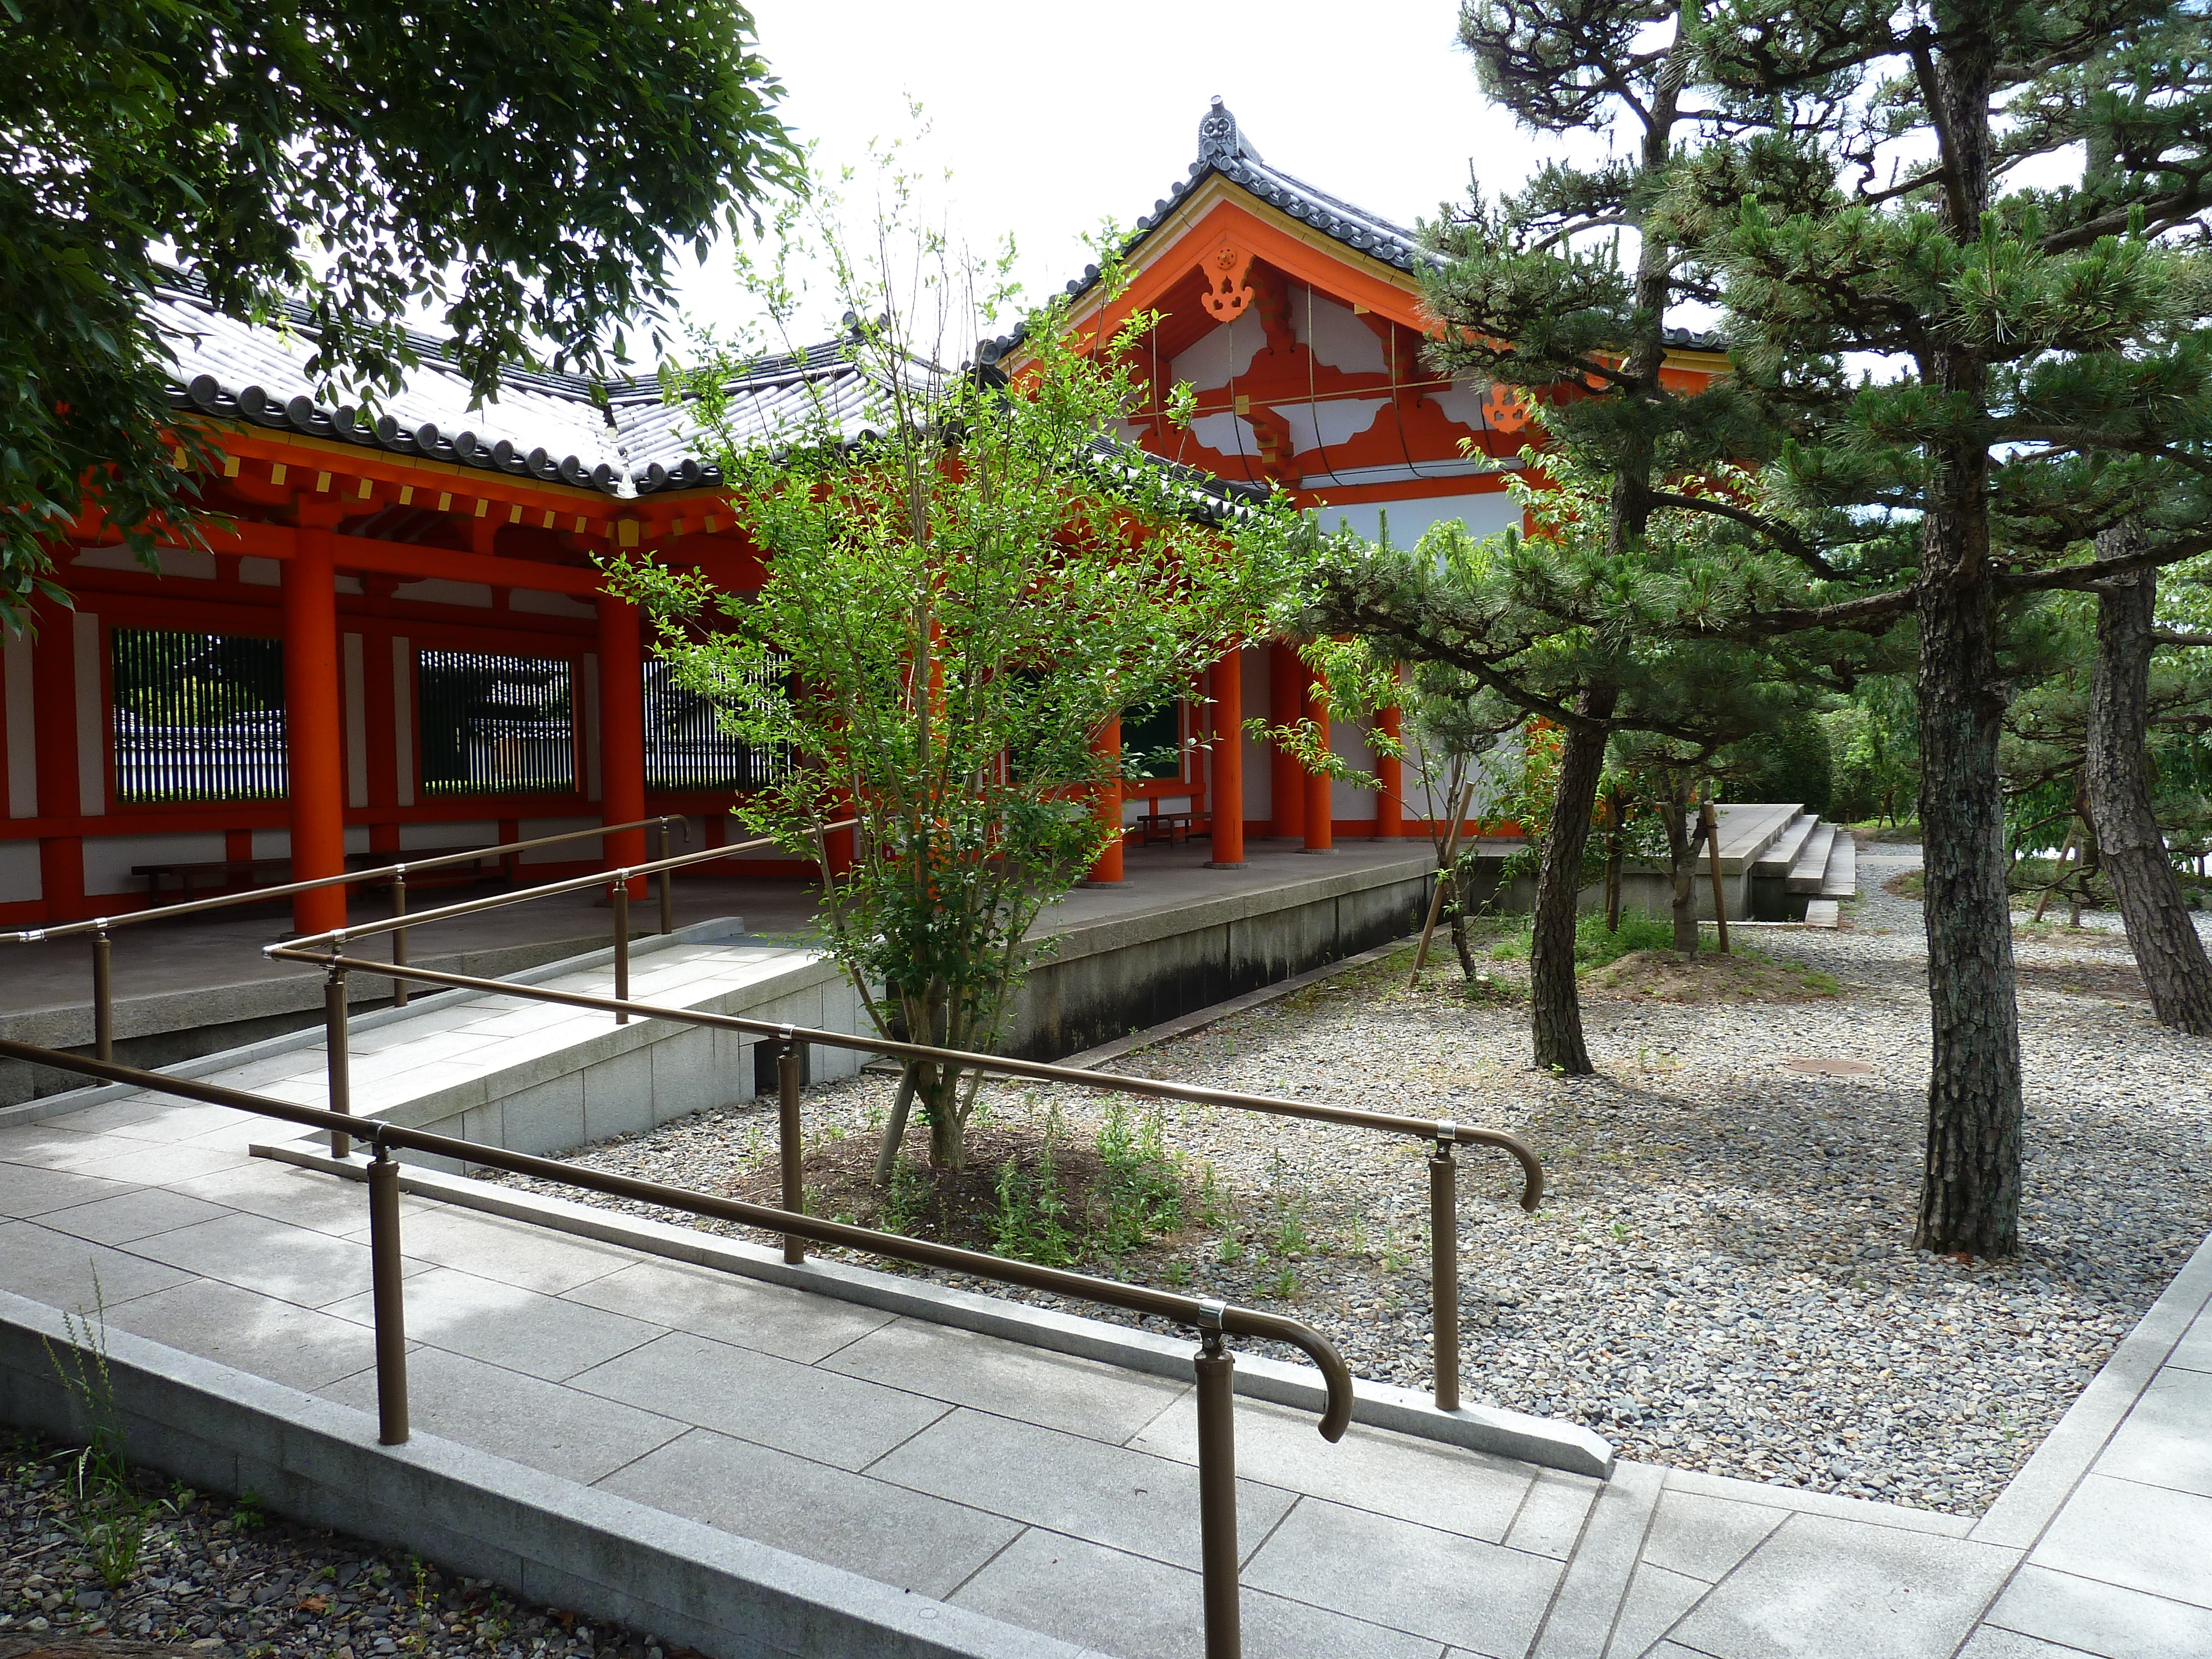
[492,843,2212,1517]
[0,1436,672,1659]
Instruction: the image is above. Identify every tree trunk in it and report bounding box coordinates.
[1662,779,1700,954]
[1911,25,2021,1259]
[2086,554,2212,1033]
[1529,687,1616,1073]
[1604,787,1625,932]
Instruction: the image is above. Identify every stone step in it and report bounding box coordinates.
[1804,898,1841,927]
[1720,802,1803,865]
[1786,821,1838,893]
[1820,831,1858,899]
[1755,811,1818,878]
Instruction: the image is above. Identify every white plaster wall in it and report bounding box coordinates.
[82,832,225,896]
[253,829,291,859]
[1239,644,1271,821]
[73,544,217,580]
[1332,722,1378,821]
[4,625,34,818]
[0,841,40,904]
[1312,489,1524,550]
[1170,311,1264,389]
[240,557,281,587]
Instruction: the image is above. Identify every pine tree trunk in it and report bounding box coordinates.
[2086,554,2212,1034]
[1529,688,1616,1073]
[1663,782,1699,954]
[1912,25,2021,1259]
[1604,788,1625,932]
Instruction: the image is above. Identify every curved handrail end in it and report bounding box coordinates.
[1225,1307,1354,1443]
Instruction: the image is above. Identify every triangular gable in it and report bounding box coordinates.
[1005,101,1726,546]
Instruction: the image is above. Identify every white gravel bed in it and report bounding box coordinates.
[493,842,2212,1517]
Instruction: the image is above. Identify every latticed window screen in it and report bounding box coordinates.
[1120,700,1183,780]
[110,627,287,804]
[416,650,576,796]
[642,656,791,792]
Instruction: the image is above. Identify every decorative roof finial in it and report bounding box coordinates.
[1198,96,1258,167]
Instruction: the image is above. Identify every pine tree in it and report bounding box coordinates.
[1691,0,2212,1251]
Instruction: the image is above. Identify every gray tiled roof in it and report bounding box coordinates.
[984,99,1723,362]
[152,273,881,498]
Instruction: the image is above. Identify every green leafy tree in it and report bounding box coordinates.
[611,173,1295,1173]
[1686,0,2212,1250]
[1,0,796,619]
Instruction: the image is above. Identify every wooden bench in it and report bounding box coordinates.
[1134,810,1202,846]
[133,844,508,907]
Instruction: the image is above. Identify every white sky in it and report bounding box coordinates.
[667,0,1605,343]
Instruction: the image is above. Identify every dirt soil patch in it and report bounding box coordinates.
[1582,946,1841,1003]
[730,1116,1198,1261]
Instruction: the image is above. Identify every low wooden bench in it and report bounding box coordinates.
[1134,810,1202,846]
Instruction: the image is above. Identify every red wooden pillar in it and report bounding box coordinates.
[596,594,648,897]
[284,523,349,935]
[1206,649,1245,868]
[1377,700,1404,838]
[1088,715,1124,883]
[1302,662,1333,853]
[30,594,85,920]
[1267,642,1304,841]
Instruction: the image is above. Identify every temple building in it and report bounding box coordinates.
[0,100,1725,931]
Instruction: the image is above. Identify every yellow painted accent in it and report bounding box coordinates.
[399,485,414,506]
[315,471,332,493]
[508,504,522,524]
[436,492,452,512]
[171,445,189,468]
[618,520,640,548]
[1353,304,1370,315]
[358,477,373,499]
[222,456,240,478]
[270,463,288,486]
[1233,394,1250,415]
[704,515,719,534]
[573,516,587,533]
[541,510,555,529]
[474,497,489,518]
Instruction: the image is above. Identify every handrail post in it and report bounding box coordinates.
[325,959,352,1160]
[612,877,630,1025]
[1430,1126,1460,1413]
[657,821,674,936]
[91,925,113,1063]
[1193,1303,1241,1659]
[367,1135,410,1446]
[389,867,410,1009]
[777,1032,806,1264]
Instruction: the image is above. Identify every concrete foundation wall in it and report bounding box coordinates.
[0,1290,1067,1659]
[1005,860,1431,1059]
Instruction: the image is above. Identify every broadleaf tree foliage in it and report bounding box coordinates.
[608,168,1298,1173]
[0,0,797,620]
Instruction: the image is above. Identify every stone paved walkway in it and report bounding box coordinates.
[2,1083,2208,1657]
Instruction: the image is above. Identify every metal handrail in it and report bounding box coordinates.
[0,1035,1349,1659]
[267,940,1541,1417]
[1,813,693,1055]
[2,813,690,942]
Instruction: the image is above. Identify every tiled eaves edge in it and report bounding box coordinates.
[0,1288,1074,1659]
[250,1140,1617,1482]
[0,917,775,1131]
